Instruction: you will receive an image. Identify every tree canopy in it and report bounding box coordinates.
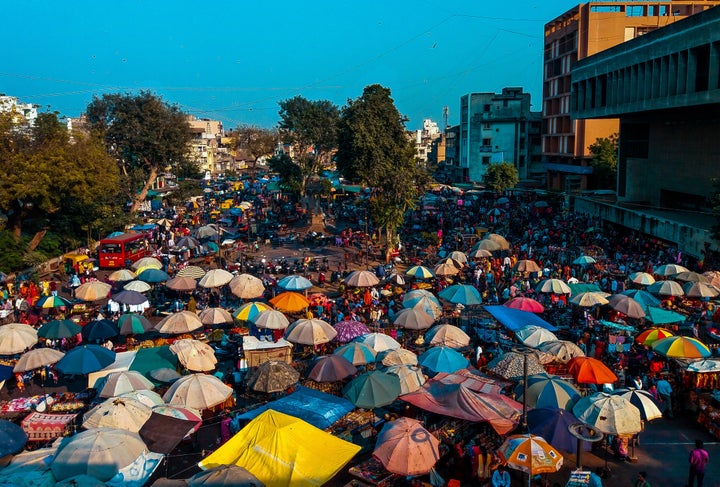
[85,91,193,212]
[588,134,618,190]
[483,162,519,194]
[227,125,278,179]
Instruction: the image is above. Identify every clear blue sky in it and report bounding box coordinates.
[1,0,580,131]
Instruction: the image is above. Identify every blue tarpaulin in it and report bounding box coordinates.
[645,306,687,324]
[235,386,354,430]
[483,305,557,331]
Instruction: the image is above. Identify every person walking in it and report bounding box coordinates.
[688,439,709,487]
[656,378,673,418]
[633,471,651,487]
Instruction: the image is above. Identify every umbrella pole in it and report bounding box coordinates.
[522,352,528,431]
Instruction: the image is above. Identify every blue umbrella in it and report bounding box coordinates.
[334,341,377,366]
[81,320,119,342]
[277,275,313,291]
[55,345,116,375]
[438,284,482,306]
[527,407,589,453]
[0,419,28,457]
[137,268,170,283]
[418,346,469,374]
[0,364,13,382]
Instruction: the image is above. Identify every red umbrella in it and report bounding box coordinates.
[568,357,618,385]
[504,297,545,313]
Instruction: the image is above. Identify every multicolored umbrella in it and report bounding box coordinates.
[569,292,609,308]
[567,357,618,385]
[573,392,642,435]
[38,319,82,339]
[270,291,310,312]
[132,257,163,272]
[612,388,662,421]
[497,434,563,475]
[277,275,313,291]
[118,313,153,335]
[629,272,655,286]
[572,255,597,266]
[504,297,545,313]
[334,341,377,365]
[55,345,115,375]
[333,320,370,342]
[343,371,401,409]
[635,327,674,346]
[652,336,711,359]
[234,302,272,322]
[36,295,72,309]
[418,346,469,374]
[405,265,435,280]
[516,373,581,410]
[308,355,357,382]
[535,279,571,294]
[438,284,482,306]
[373,417,439,476]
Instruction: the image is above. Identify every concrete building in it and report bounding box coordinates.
[458,87,541,183]
[412,119,441,165]
[542,1,719,193]
[571,5,720,258]
[0,95,38,127]
[187,116,224,174]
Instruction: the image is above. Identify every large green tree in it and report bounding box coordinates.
[268,153,303,196]
[336,84,430,260]
[227,125,278,179]
[589,134,618,190]
[85,91,193,213]
[483,162,519,194]
[278,96,339,195]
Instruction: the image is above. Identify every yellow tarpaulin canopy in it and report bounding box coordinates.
[198,409,361,487]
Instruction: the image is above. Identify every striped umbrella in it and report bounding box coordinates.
[176,265,206,279]
[629,271,655,286]
[252,310,290,330]
[234,302,272,322]
[334,342,376,365]
[635,327,674,346]
[515,373,581,410]
[405,266,435,280]
[118,314,153,335]
[612,388,662,421]
[36,295,72,309]
[652,336,711,359]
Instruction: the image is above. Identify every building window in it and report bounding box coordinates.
[483,122,491,130]
[503,100,508,107]
[482,156,491,165]
[626,5,643,17]
[483,104,491,112]
[482,138,491,146]
[591,6,620,12]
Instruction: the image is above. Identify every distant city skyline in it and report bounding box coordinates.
[1,0,580,130]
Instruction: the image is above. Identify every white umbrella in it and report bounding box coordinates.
[345,270,380,287]
[386,365,426,395]
[123,280,152,293]
[163,373,233,410]
[516,325,558,348]
[572,392,642,435]
[537,340,586,364]
[381,348,419,367]
[536,279,571,294]
[170,338,218,372]
[252,310,290,330]
[647,280,685,297]
[13,347,65,372]
[654,263,689,276]
[0,323,38,355]
[198,269,233,288]
[118,389,165,408]
[285,318,337,345]
[108,269,137,282]
[229,274,265,299]
[425,324,471,348]
[358,332,401,353]
[99,370,155,398]
[75,281,112,302]
[82,397,152,432]
[198,307,234,326]
[155,311,204,335]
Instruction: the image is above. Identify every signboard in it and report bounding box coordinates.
[566,470,591,487]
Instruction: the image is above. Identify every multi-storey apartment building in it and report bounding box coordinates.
[543,0,719,192]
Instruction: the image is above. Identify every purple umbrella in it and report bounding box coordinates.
[334,320,370,343]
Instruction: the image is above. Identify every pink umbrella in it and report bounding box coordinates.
[504,297,545,313]
[333,320,370,343]
[373,417,440,476]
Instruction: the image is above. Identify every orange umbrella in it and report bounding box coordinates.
[635,328,674,346]
[270,291,310,313]
[567,357,618,385]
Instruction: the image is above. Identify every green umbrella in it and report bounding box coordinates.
[342,371,401,409]
[118,313,153,335]
[38,319,82,339]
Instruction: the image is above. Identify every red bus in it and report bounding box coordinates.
[98,233,148,269]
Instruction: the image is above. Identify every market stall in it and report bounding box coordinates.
[21,411,77,442]
[242,336,293,367]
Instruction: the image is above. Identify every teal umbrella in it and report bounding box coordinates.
[118,313,153,335]
[621,289,661,308]
[343,371,401,409]
[334,342,377,365]
[38,319,82,339]
[438,284,482,306]
[418,346,469,374]
[137,268,170,283]
[572,255,596,266]
[56,345,116,375]
[645,306,687,325]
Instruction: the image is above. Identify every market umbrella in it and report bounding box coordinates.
[277,275,313,291]
[123,280,152,293]
[285,318,337,345]
[573,392,642,435]
[83,397,152,432]
[165,276,197,292]
[75,281,112,302]
[393,308,435,330]
[621,289,661,308]
[333,320,371,342]
[0,419,28,457]
[406,295,442,319]
[247,360,300,393]
[345,270,380,287]
[252,309,290,330]
[497,434,563,475]
[434,261,460,276]
[652,336,711,359]
[119,389,165,408]
[36,295,72,309]
[629,272,655,286]
[687,359,720,373]
[234,302,272,322]
[229,274,265,299]
[56,345,116,375]
[537,340,585,364]
[198,307,234,326]
[567,357,618,385]
[177,265,206,279]
[99,370,155,398]
[572,255,597,266]
[81,319,119,342]
[607,294,646,319]
[199,269,233,288]
[163,373,233,410]
[475,239,502,252]
[569,292,608,308]
[683,281,720,298]
[418,346,469,374]
[438,284,482,306]
[155,311,204,335]
[527,408,585,453]
[516,325,557,347]
[486,233,511,250]
[132,256,163,272]
[270,291,310,312]
[38,319,82,339]
[517,373,581,411]
[381,348,419,367]
[469,248,493,259]
[170,338,218,372]
[358,332,401,353]
[612,388,663,421]
[425,324,471,348]
[704,270,720,287]
[108,269,137,282]
[489,351,546,380]
[152,405,203,434]
[654,263,689,276]
[535,279,571,294]
[647,280,684,297]
[150,368,182,383]
[137,268,170,283]
[188,464,265,487]
[405,265,435,279]
[308,355,357,382]
[13,347,65,372]
[386,364,426,394]
[635,327,674,346]
[50,428,148,482]
[111,290,149,306]
[387,273,406,285]
[343,370,401,409]
[334,341,377,365]
[448,250,468,265]
[513,259,541,274]
[504,297,545,313]
[0,323,38,354]
[373,417,439,476]
[403,289,441,308]
[175,236,201,249]
[118,313,153,335]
